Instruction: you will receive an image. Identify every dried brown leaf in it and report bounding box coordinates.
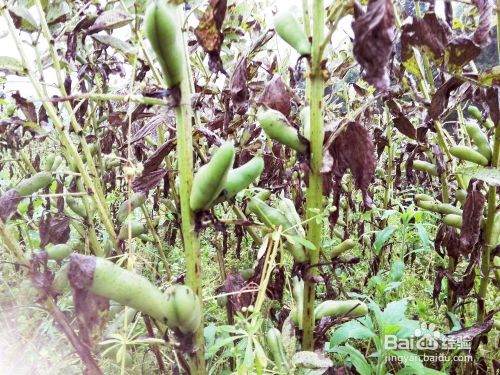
[352,0,395,91]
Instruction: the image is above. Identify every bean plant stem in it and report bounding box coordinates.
[173,6,205,373]
[302,0,325,351]
[477,0,500,321]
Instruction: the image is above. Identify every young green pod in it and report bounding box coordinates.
[118,220,147,240]
[50,156,63,171]
[68,255,169,324]
[291,276,304,329]
[465,122,492,161]
[66,196,88,218]
[163,285,202,334]
[450,146,489,166]
[416,200,462,215]
[415,193,434,202]
[223,156,264,200]
[327,239,356,258]
[144,1,185,88]
[467,105,482,121]
[273,10,311,56]
[266,328,289,371]
[45,244,74,261]
[117,192,148,224]
[52,263,70,292]
[190,142,235,212]
[456,189,467,205]
[314,300,368,320]
[14,172,53,196]
[443,214,462,229]
[256,107,307,153]
[411,160,438,176]
[42,154,56,172]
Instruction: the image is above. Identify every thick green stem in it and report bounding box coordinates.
[302,0,325,351]
[173,6,205,373]
[477,0,500,321]
[478,123,500,321]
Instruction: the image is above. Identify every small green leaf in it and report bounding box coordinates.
[9,7,39,31]
[0,56,26,75]
[389,260,405,282]
[284,234,316,250]
[374,226,397,255]
[88,10,133,32]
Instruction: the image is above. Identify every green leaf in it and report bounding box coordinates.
[328,319,376,347]
[478,65,500,86]
[91,34,137,59]
[374,226,397,255]
[456,166,500,186]
[381,299,408,325]
[389,260,405,282]
[284,234,316,250]
[9,7,39,31]
[331,344,373,375]
[0,56,26,75]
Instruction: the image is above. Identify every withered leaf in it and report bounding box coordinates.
[133,168,168,193]
[352,0,395,91]
[87,10,133,34]
[472,0,493,48]
[217,272,253,314]
[258,75,292,117]
[429,77,464,119]
[12,91,37,123]
[445,319,493,342]
[194,0,228,74]
[230,57,249,114]
[401,12,451,67]
[0,189,22,222]
[39,213,70,248]
[459,180,485,255]
[143,138,176,174]
[329,122,377,208]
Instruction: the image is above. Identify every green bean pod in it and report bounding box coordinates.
[415,193,434,202]
[190,142,235,212]
[327,239,356,258]
[68,254,169,324]
[223,156,264,200]
[14,172,53,196]
[411,160,438,176]
[314,300,368,320]
[45,244,74,261]
[273,10,311,56]
[117,192,147,224]
[42,155,56,172]
[163,285,202,334]
[456,189,467,205]
[450,146,489,166]
[291,276,304,329]
[256,107,307,153]
[465,122,492,161]
[67,196,88,218]
[118,220,147,240]
[266,328,289,371]
[416,200,462,216]
[144,0,185,88]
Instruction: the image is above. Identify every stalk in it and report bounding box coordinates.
[174,6,205,373]
[477,0,500,322]
[302,0,325,350]
[2,10,120,253]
